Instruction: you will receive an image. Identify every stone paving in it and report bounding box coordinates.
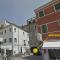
[0,54,43,60]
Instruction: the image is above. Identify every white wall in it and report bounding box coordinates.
[0,25,13,43]
[0,23,29,55]
[37,33,42,41]
[0,20,10,27]
[12,25,29,46]
[0,30,3,42]
[12,25,30,54]
[19,29,29,46]
[3,25,13,43]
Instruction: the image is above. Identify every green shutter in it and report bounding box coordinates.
[55,3,60,10]
[39,11,44,17]
[42,25,47,33]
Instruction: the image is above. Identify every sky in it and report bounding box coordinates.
[0,0,51,26]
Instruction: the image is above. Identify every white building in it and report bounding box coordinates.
[0,20,30,55]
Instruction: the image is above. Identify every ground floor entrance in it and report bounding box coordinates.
[42,41,60,60]
[48,49,60,60]
[6,50,12,56]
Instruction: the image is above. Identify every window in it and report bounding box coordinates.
[23,32,24,34]
[41,24,48,33]
[5,30,6,33]
[55,3,60,11]
[14,38,17,43]
[4,39,6,43]
[9,38,12,43]
[28,21,31,24]
[9,28,11,32]
[24,40,26,46]
[14,28,16,32]
[48,49,60,59]
[0,48,1,53]
[35,25,36,29]
[39,11,44,17]
[32,20,35,23]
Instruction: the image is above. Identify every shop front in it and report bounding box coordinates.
[48,49,60,60]
[42,41,60,60]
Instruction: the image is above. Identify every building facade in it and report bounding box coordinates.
[21,18,42,48]
[34,0,60,60]
[0,20,30,55]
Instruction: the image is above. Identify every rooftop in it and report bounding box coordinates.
[34,0,59,13]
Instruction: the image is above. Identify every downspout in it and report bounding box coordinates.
[18,28,19,53]
[12,26,14,55]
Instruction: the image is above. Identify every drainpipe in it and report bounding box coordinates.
[12,38,13,55]
[18,28,19,53]
[12,26,14,56]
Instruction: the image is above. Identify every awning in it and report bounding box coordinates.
[42,41,60,49]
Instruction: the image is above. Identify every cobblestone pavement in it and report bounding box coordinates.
[22,55,43,60]
[11,55,43,60]
[0,55,43,60]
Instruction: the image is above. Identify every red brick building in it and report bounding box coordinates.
[34,0,60,60]
[34,0,60,41]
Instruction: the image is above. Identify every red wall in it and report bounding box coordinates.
[35,0,60,40]
[37,26,41,33]
[44,6,54,15]
[36,11,60,25]
[48,22,60,32]
[42,32,60,40]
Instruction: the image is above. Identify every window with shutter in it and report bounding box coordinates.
[41,24,48,33]
[55,3,60,11]
[39,11,44,17]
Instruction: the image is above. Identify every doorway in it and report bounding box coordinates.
[48,49,60,60]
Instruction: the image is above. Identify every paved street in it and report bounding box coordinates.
[12,55,43,60]
[0,55,43,60]
[22,55,43,60]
